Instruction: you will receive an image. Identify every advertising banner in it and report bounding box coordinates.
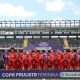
[0,70,80,79]
[24,41,63,51]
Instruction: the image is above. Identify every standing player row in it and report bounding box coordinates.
[3,48,80,70]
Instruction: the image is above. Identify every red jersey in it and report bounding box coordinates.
[20,53,27,61]
[31,58,38,70]
[46,59,52,70]
[15,53,22,70]
[67,52,74,59]
[16,58,22,70]
[28,53,32,61]
[39,58,45,70]
[57,53,63,61]
[8,52,17,69]
[53,58,61,70]
[9,52,16,61]
[49,52,55,61]
[61,59,70,70]
[7,58,16,70]
[70,58,77,70]
[23,59,29,70]
[33,51,40,61]
[39,53,43,60]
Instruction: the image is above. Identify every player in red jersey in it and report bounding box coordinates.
[56,49,63,61]
[20,50,27,60]
[67,48,74,60]
[77,56,80,70]
[39,55,45,70]
[63,50,70,59]
[49,49,55,61]
[32,49,40,62]
[39,50,44,60]
[31,54,38,70]
[20,50,28,70]
[53,55,61,70]
[15,49,22,70]
[27,50,33,61]
[27,50,33,70]
[70,54,77,70]
[63,50,67,56]
[22,54,29,70]
[8,48,16,70]
[61,56,70,70]
[46,56,52,70]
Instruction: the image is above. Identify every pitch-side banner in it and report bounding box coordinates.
[0,70,80,79]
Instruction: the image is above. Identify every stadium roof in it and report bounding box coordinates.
[0,20,80,28]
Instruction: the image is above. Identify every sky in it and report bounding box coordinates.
[0,0,80,20]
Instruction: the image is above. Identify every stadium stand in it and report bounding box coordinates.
[0,20,80,50]
[0,39,23,49]
[68,38,79,47]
